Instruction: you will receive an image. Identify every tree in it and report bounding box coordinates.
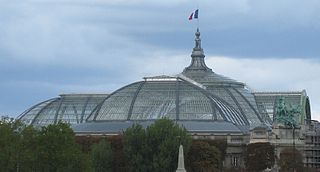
[0,118,22,171]
[279,148,303,172]
[245,142,275,172]
[0,119,91,172]
[90,139,113,172]
[187,141,221,172]
[17,125,39,172]
[0,118,39,172]
[123,119,192,172]
[108,135,128,172]
[76,135,128,172]
[146,119,192,172]
[123,124,150,172]
[207,139,227,161]
[35,122,91,172]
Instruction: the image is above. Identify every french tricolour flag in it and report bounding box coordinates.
[189,9,199,20]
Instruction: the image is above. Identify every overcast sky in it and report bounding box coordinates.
[1,0,320,120]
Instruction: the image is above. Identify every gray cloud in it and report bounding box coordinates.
[207,56,320,120]
[0,0,319,119]
[1,0,320,62]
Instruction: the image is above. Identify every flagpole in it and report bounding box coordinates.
[197,5,199,30]
[197,14,199,30]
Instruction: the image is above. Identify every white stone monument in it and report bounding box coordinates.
[176,145,187,172]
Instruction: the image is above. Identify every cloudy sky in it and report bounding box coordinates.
[1,0,320,120]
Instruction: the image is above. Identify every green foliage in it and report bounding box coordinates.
[185,139,227,171]
[108,135,127,172]
[0,119,23,172]
[75,135,101,153]
[146,119,192,172]
[187,141,221,172]
[90,139,113,172]
[279,148,303,172]
[123,118,192,172]
[124,124,150,172]
[0,120,90,172]
[18,125,40,172]
[36,122,90,172]
[0,119,40,172]
[76,135,128,172]
[200,139,227,160]
[245,142,275,172]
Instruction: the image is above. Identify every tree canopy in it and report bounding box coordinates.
[90,139,113,172]
[245,142,275,172]
[123,118,192,172]
[187,140,221,172]
[0,119,90,172]
[279,148,303,172]
[39,122,91,172]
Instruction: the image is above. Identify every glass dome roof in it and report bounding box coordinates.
[87,76,255,127]
[18,94,108,126]
[86,29,270,129]
[18,29,271,131]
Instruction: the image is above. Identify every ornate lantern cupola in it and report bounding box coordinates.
[183,28,212,73]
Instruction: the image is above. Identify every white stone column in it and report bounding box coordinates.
[176,145,187,172]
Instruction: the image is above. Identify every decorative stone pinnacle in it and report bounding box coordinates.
[176,145,186,172]
[195,28,201,49]
[182,28,212,73]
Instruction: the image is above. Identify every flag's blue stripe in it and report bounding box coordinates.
[194,9,199,19]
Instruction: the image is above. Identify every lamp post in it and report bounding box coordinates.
[281,118,297,172]
[290,122,296,172]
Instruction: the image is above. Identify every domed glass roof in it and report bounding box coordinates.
[18,29,271,132]
[87,76,249,126]
[18,94,107,126]
[85,29,270,129]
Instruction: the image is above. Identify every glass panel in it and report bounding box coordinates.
[207,86,242,114]
[19,99,57,125]
[130,81,176,120]
[96,82,141,120]
[229,88,261,126]
[179,82,213,120]
[33,100,60,126]
[20,95,107,126]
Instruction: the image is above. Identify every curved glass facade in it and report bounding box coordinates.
[18,94,108,126]
[87,76,262,128]
[18,29,295,133]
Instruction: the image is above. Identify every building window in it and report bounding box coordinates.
[255,131,265,135]
[231,138,242,143]
[232,156,239,167]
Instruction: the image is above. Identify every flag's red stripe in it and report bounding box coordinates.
[189,13,193,20]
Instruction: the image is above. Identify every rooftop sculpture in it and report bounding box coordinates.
[274,97,301,128]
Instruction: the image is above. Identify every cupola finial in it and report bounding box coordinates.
[182,28,212,73]
[195,27,201,49]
